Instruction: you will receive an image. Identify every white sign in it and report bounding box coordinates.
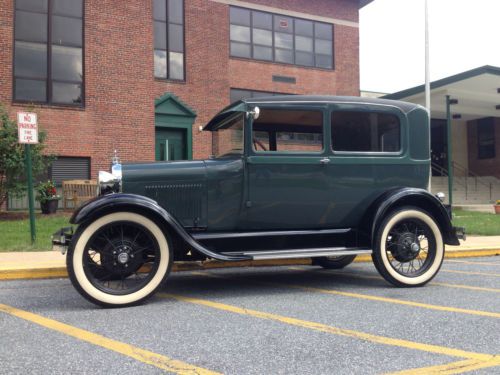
[17,112,38,144]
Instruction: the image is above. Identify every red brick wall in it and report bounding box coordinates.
[1,0,361,176]
[467,118,500,178]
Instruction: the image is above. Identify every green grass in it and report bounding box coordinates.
[0,208,498,252]
[452,209,500,236]
[0,213,71,252]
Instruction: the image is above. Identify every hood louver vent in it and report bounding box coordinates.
[145,183,206,227]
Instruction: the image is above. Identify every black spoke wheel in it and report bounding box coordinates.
[67,212,172,307]
[372,207,444,287]
[313,255,357,269]
[83,221,160,295]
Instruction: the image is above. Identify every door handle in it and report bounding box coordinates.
[320,158,330,165]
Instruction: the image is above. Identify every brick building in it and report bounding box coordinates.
[0,0,371,185]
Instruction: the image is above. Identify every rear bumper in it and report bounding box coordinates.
[51,227,73,254]
[452,226,466,241]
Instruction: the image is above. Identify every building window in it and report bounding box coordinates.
[230,88,290,103]
[14,0,83,105]
[230,6,333,69]
[331,111,401,153]
[154,0,184,80]
[477,117,495,159]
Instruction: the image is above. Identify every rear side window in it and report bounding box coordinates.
[252,109,323,153]
[331,111,400,153]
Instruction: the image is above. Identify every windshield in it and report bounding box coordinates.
[212,113,244,158]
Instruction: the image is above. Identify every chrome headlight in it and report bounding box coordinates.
[435,192,446,202]
[98,171,121,195]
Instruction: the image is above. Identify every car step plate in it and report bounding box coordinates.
[221,247,372,260]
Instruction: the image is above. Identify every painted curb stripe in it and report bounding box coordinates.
[0,303,220,375]
[0,249,498,281]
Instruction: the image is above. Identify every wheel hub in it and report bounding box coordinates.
[391,233,421,262]
[100,240,144,273]
[117,251,129,265]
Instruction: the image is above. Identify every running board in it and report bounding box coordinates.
[221,247,372,261]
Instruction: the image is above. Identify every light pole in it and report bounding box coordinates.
[445,95,458,206]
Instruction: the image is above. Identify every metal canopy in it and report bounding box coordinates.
[384,66,500,121]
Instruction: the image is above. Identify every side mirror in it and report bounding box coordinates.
[247,106,260,120]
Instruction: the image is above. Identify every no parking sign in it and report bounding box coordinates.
[17,112,38,144]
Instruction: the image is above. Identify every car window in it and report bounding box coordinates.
[252,109,323,152]
[212,113,244,157]
[331,111,400,153]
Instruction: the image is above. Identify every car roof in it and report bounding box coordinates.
[242,95,421,114]
[204,95,423,131]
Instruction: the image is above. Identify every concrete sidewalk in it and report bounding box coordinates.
[0,236,499,280]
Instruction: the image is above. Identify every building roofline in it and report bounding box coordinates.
[359,0,375,8]
[383,65,500,100]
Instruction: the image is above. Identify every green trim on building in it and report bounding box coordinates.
[383,65,500,100]
[154,93,197,160]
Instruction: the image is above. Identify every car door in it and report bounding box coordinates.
[244,105,332,230]
[325,104,413,228]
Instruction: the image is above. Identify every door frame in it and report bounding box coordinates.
[155,93,197,160]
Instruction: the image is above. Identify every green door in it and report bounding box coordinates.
[155,128,187,161]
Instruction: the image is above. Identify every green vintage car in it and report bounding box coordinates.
[53,96,465,307]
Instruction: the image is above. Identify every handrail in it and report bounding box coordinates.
[431,161,493,201]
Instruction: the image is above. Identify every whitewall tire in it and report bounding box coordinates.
[67,212,172,307]
[372,207,444,287]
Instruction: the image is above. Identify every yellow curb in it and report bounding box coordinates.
[0,249,498,280]
[0,268,68,280]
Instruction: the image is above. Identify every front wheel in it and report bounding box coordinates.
[372,207,444,287]
[67,212,172,307]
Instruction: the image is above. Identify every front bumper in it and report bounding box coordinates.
[51,227,73,254]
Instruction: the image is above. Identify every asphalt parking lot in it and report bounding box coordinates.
[0,256,499,374]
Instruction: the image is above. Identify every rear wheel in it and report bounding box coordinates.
[67,212,172,307]
[313,255,357,269]
[372,207,444,287]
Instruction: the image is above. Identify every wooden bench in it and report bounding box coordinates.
[62,180,98,209]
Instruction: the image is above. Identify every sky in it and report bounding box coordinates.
[359,0,500,94]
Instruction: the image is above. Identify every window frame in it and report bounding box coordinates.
[329,107,404,156]
[12,0,85,107]
[153,0,186,82]
[248,105,327,156]
[229,6,334,70]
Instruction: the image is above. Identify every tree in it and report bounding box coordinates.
[0,104,52,209]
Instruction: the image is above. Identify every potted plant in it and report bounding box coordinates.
[495,200,500,215]
[36,180,61,214]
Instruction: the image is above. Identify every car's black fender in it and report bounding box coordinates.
[70,193,251,261]
[359,187,460,247]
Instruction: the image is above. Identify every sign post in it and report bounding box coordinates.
[17,112,38,244]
